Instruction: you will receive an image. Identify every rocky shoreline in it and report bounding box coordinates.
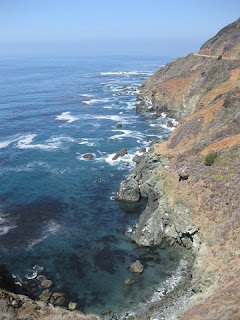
[115,18,240,320]
[0,18,239,320]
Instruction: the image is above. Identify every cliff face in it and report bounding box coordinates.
[137,18,240,122]
[118,18,240,319]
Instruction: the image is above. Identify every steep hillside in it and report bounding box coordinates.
[137,18,240,122]
[117,18,240,319]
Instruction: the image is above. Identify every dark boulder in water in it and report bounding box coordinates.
[116,123,122,128]
[83,153,94,159]
[112,148,127,160]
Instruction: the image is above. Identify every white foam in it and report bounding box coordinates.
[17,134,59,150]
[93,114,129,123]
[25,270,38,280]
[47,136,75,144]
[27,220,60,250]
[121,258,189,318]
[98,71,153,76]
[0,212,16,236]
[104,152,135,168]
[161,112,167,118]
[160,124,175,131]
[82,98,110,105]
[103,106,112,109]
[172,119,179,126]
[78,93,94,97]
[56,111,78,123]
[0,137,19,149]
[109,129,144,140]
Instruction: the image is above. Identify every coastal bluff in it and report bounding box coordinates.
[117,18,240,319]
[0,18,239,320]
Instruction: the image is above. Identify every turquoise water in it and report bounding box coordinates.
[0,55,185,316]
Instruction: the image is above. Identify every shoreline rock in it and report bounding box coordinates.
[112,148,128,160]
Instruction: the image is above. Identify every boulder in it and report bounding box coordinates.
[130,260,144,274]
[115,174,140,202]
[83,153,94,159]
[116,123,122,128]
[124,279,135,286]
[53,296,66,306]
[40,279,53,288]
[68,301,79,311]
[95,179,102,183]
[112,148,127,160]
[167,120,174,127]
[39,289,52,302]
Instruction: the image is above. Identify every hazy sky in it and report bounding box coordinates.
[1,0,239,56]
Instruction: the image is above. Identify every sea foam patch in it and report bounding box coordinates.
[109,129,145,140]
[82,98,111,105]
[78,93,94,97]
[17,134,59,150]
[56,111,78,123]
[98,71,153,76]
[0,212,16,236]
[0,136,20,149]
[27,220,60,250]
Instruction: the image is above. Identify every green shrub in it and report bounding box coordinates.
[217,55,222,60]
[204,151,218,166]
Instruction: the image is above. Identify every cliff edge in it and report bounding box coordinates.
[118,18,240,319]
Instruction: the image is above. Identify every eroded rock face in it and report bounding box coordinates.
[131,201,164,247]
[112,148,128,160]
[116,174,140,202]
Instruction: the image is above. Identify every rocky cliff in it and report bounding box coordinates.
[117,18,240,319]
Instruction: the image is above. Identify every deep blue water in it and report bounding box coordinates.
[0,55,185,316]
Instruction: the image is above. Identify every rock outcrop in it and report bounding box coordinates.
[118,18,240,319]
[0,287,100,320]
[112,148,128,160]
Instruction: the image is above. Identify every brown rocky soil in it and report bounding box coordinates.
[118,18,240,319]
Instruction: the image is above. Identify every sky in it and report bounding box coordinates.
[0,0,240,57]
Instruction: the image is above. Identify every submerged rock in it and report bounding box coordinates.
[112,148,128,160]
[101,308,111,315]
[124,279,135,286]
[130,260,144,274]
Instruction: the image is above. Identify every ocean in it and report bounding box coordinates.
[0,55,188,316]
